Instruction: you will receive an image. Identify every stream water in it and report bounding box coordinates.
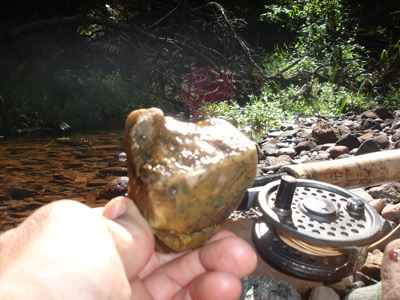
[0,131,127,233]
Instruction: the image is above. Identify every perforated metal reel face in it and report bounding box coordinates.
[257,178,382,246]
[253,177,384,281]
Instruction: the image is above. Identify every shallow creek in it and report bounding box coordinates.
[0,131,127,232]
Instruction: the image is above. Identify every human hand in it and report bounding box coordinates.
[0,197,257,300]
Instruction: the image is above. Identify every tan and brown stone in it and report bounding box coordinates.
[360,249,383,280]
[124,107,257,252]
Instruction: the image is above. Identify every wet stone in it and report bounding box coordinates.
[98,167,128,176]
[297,128,313,138]
[310,150,330,161]
[87,179,109,187]
[267,130,284,138]
[91,145,122,150]
[240,276,301,300]
[368,182,400,204]
[392,130,400,143]
[6,187,38,200]
[272,154,292,165]
[328,145,349,159]
[63,162,83,168]
[393,140,400,149]
[279,128,300,138]
[374,134,389,149]
[354,139,381,156]
[360,249,383,280]
[51,174,75,184]
[256,144,266,161]
[294,140,316,154]
[381,204,400,223]
[363,118,382,130]
[344,282,381,300]
[278,147,296,158]
[372,107,394,120]
[98,176,129,200]
[337,124,352,134]
[276,142,291,148]
[336,133,361,150]
[309,286,340,300]
[261,143,278,156]
[368,198,385,213]
[392,121,400,130]
[382,118,394,128]
[358,132,374,142]
[312,120,340,145]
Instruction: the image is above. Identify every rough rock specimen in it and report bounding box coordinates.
[124,107,257,252]
[311,119,340,145]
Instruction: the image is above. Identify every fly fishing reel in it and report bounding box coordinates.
[253,175,385,282]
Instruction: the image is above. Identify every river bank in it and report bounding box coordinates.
[1,108,400,299]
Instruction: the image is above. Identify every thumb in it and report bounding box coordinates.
[102,196,155,280]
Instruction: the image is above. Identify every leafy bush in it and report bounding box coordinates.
[0,68,170,132]
[260,0,400,112]
[261,0,358,61]
[202,97,288,141]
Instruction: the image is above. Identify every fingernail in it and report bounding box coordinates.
[104,199,127,220]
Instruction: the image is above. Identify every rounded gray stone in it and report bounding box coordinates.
[240,276,301,300]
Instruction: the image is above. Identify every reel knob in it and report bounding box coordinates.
[346,197,365,218]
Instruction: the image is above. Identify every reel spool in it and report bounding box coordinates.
[253,175,384,282]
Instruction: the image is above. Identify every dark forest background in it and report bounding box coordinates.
[0,0,399,133]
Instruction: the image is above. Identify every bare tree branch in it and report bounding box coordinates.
[206,2,264,74]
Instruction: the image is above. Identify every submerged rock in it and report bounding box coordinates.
[98,176,128,199]
[6,187,38,200]
[124,108,257,252]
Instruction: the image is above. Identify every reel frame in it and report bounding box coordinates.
[253,176,384,282]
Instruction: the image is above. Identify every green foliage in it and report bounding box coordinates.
[223,0,399,131]
[203,79,375,140]
[258,41,373,113]
[202,97,288,141]
[383,84,400,108]
[0,69,167,132]
[261,0,358,61]
[0,81,41,130]
[1,1,262,132]
[1,0,399,134]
